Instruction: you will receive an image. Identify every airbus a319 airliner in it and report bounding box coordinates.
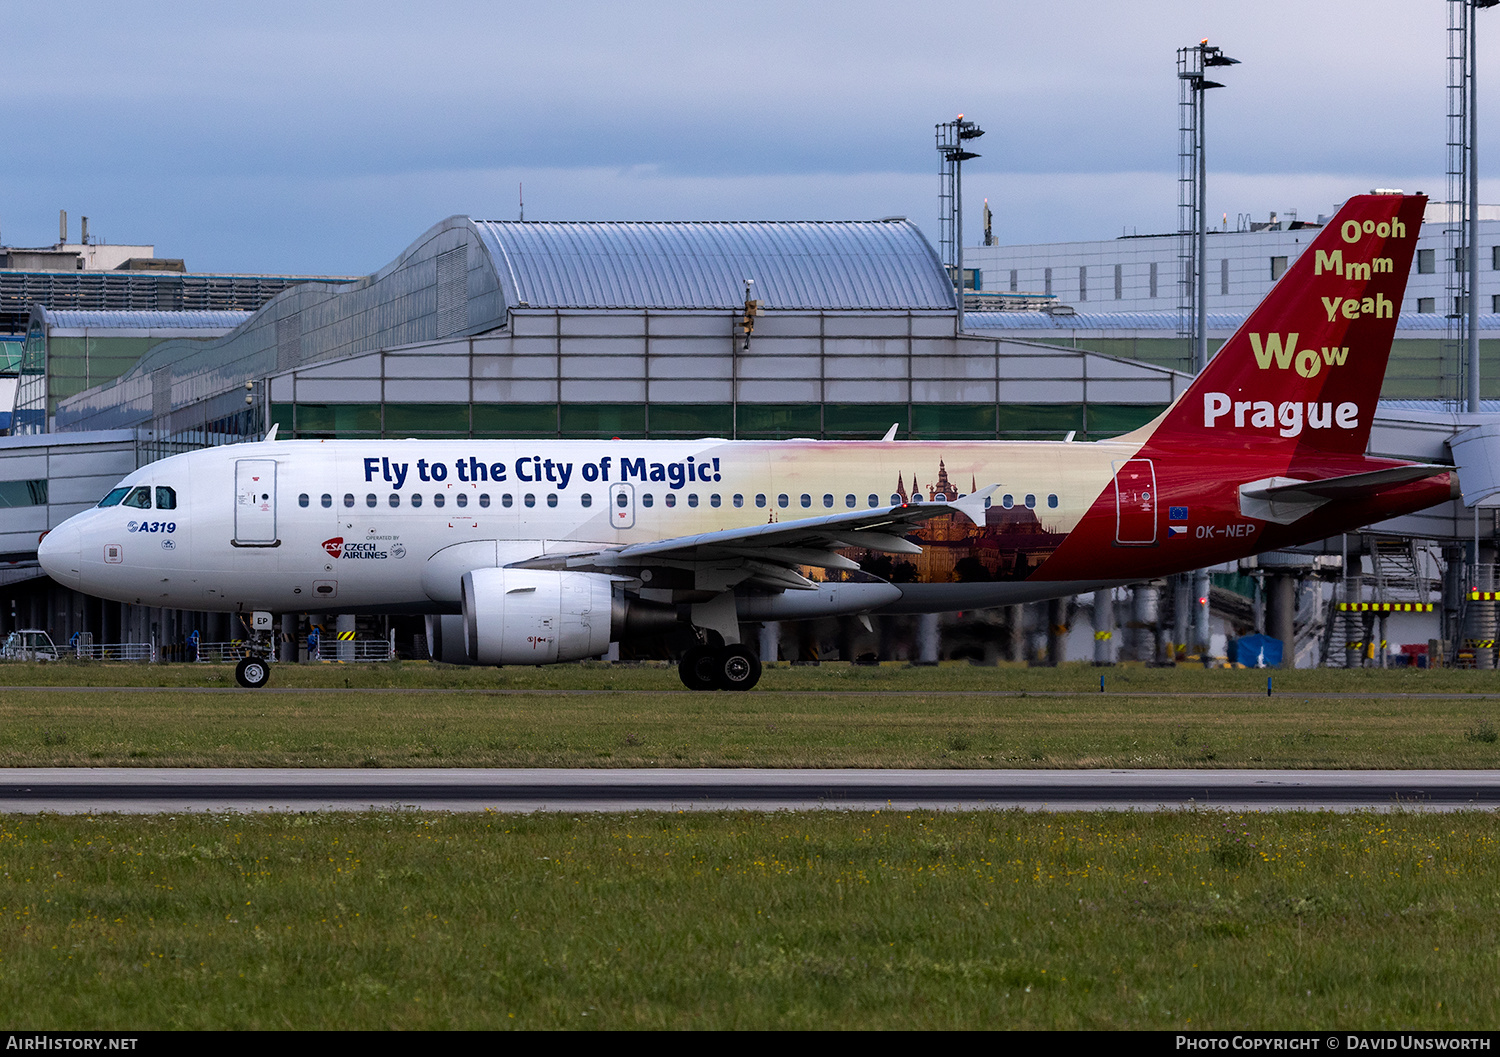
[38,193,1457,689]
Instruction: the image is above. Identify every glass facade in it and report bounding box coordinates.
[268,399,1165,442]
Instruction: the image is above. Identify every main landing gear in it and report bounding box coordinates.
[678,643,762,691]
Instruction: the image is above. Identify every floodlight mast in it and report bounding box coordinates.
[1176,40,1237,663]
[936,115,984,308]
[1471,2,1497,412]
[1177,40,1238,376]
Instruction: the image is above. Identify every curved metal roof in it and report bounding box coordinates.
[37,309,253,331]
[471,219,954,311]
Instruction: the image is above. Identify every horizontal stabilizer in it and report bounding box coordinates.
[1239,464,1451,524]
[1241,464,1451,504]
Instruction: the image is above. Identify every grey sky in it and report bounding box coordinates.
[1,1,1487,274]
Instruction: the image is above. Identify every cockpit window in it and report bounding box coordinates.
[155,487,177,510]
[122,486,152,509]
[97,487,131,508]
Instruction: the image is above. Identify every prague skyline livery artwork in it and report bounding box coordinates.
[823,459,1067,585]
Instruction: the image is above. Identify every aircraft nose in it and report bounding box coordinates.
[37,520,82,588]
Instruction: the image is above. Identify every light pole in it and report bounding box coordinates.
[936,115,984,307]
[1469,2,1499,412]
[1178,40,1238,374]
[1176,41,1238,662]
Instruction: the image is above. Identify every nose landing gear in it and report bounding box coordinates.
[235,656,271,689]
[234,610,277,688]
[677,642,761,691]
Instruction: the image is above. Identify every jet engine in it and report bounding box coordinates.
[443,568,682,666]
[461,568,613,665]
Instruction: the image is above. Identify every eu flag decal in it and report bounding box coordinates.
[1168,506,1189,521]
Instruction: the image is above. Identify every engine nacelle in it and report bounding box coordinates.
[461,568,614,665]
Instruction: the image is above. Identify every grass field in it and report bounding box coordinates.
[2,808,1497,1029]
[4,660,1500,1029]
[2,660,1500,769]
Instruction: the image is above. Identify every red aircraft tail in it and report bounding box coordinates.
[1142,192,1426,457]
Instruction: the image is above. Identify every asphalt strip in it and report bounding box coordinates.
[3,767,1500,813]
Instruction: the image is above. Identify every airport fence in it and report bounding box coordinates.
[73,642,156,662]
[315,639,394,663]
[194,641,255,663]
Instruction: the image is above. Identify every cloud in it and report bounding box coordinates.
[0,0,1490,272]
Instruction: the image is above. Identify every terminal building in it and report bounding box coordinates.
[964,203,1500,400]
[2,206,1498,667]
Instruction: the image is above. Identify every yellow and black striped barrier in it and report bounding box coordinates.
[336,630,356,641]
[1471,591,1500,601]
[1465,639,1497,649]
[1093,630,1112,641]
[1339,602,1434,612]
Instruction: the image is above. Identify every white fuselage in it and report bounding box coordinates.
[37,436,1136,615]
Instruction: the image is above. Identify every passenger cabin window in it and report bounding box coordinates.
[581,493,592,508]
[868,494,878,507]
[799,494,810,508]
[755,494,766,508]
[298,493,310,508]
[710,494,721,507]
[344,494,355,508]
[733,494,744,507]
[1048,494,1059,508]
[664,494,676,507]
[98,487,131,508]
[777,494,789,508]
[411,494,423,508]
[687,494,698,508]
[122,486,152,509]
[1025,494,1036,508]
[433,493,445,508]
[480,494,491,508]
[547,494,558,508]
[1002,494,1014,508]
[320,494,332,508]
[523,494,535,508]
[642,493,654,508]
[844,494,855,508]
[388,493,400,508]
[890,494,900,506]
[499,494,511,508]
[456,493,468,508]
[366,494,377,508]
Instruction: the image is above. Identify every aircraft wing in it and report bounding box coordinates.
[512,486,997,590]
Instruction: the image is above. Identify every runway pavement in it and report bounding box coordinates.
[3,767,1500,813]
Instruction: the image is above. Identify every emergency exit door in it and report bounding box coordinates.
[609,483,635,529]
[1112,458,1157,545]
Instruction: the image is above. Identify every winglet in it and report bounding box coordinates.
[264,424,279,442]
[947,484,998,526]
[882,423,899,442]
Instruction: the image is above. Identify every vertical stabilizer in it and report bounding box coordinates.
[1145,192,1425,457]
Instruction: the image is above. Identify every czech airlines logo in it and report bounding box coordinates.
[320,535,389,560]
